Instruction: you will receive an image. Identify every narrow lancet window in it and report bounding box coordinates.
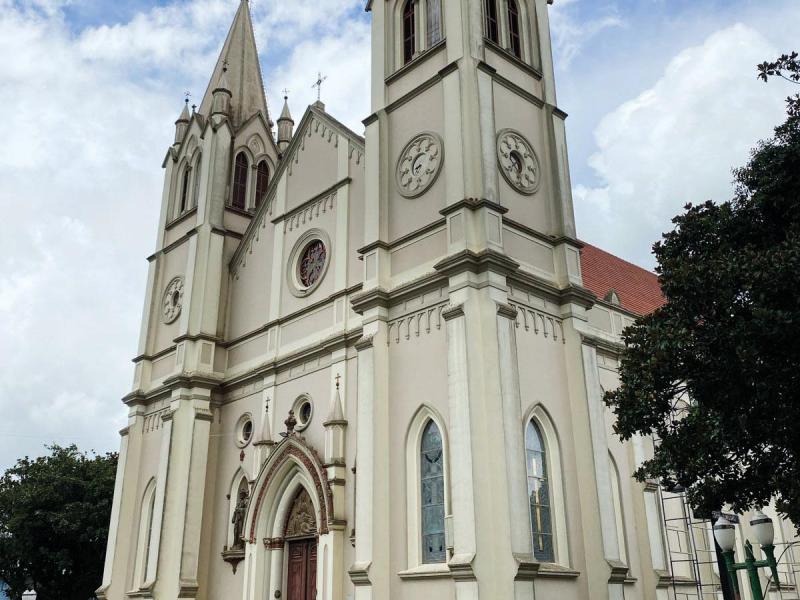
[421,420,446,563]
[179,166,190,214]
[526,420,555,562]
[403,0,416,64]
[232,152,249,210]
[485,0,499,44]
[426,0,442,47]
[508,0,522,58]
[192,154,202,208]
[255,160,269,209]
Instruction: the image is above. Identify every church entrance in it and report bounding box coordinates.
[283,487,318,600]
[286,538,317,600]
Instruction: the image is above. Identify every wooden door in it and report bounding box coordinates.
[286,539,317,600]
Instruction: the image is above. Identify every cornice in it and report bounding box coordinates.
[483,40,544,81]
[357,218,446,255]
[440,197,508,217]
[508,268,595,310]
[385,39,447,86]
[477,60,545,109]
[433,248,521,278]
[580,332,625,355]
[350,270,448,314]
[163,372,225,391]
[133,344,177,364]
[270,178,351,225]
[165,207,198,231]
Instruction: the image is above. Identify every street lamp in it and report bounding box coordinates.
[713,512,781,600]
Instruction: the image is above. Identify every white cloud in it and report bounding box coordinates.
[549,0,624,68]
[0,0,369,470]
[572,23,796,268]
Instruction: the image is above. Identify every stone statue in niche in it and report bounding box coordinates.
[231,489,249,549]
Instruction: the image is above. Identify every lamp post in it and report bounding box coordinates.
[713,511,781,600]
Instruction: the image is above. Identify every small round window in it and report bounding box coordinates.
[236,414,254,447]
[292,396,313,432]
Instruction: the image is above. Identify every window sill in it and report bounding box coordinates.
[536,563,581,579]
[225,205,256,218]
[398,563,452,580]
[484,38,543,80]
[386,39,447,85]
[165,206,197,230]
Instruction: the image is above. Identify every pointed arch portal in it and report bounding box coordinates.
[241,434,345,600]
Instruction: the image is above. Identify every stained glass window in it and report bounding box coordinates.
[508,0,522,58]
[403,0,416,64]
[255,160,269,208]
[484,0,499,44]
[421,420,446,563]
[231,152,249,210]
[426,0,442,47]
[299,240,327,288]
[526,420,554,562]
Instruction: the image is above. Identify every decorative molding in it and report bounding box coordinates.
[434,248,520,278]
[497,129,542,195]
[440,197,508,217]
[161,276,185,325]
[508,301,566,344]
[282,193,335,234]
[396,132,444,199]
[221,547,245,573]
[263,537,285,549]
[448,554,477,581]
[348,562,372,586]
[442,303,465,321]
[387,302,448,344]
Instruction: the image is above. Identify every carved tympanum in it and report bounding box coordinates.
[396,132,444,198]
[497,129,541,195]
[284,488,317,538]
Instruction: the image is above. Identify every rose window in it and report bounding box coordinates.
[396,133,444,198]
[161,277,184,324]
[299,240,327,288]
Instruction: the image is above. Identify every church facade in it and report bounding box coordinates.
[96,1,799,600]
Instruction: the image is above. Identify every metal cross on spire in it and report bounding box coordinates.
[282,88,290,99]
[184,90,192,103]
[312,72,328,102]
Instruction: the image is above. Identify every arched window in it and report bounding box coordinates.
[484,0,499,44]
[255,160,270,209]
[420,420,446,563]
[179,166,190,214]
[134,480,157,586]
[426,0,442,47]
[609,454,628,564]
[403,0,416,64]
[507,0,522,58]
[191,153,202,209]
[231,152,249,210]
[526,420,554,562]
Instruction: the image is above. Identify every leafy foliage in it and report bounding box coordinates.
[0,446,118,600]
[758,51,800,116]
[605,109,800,525]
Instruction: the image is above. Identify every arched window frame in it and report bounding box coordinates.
[254,159,270,210]
[524,405,570,567]
[393,0,446,72]
[402,0,417,65]
[425,0,443,48]
[179,164,191,214]
[132,479,157,589]
[506,0,522,58]
[230,149,251,211]
[190,151,203,210]
[484,0,500,44]
[608,453,629,565]
[404,406,451,572]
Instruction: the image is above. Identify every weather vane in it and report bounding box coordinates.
[184,90,191,104]
[312,72,328,102]
[282,88,290,99]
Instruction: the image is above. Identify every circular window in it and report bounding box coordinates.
[396,132,444,198]
[298,240,327,287]
[286,229,331,298]
[161,276,185,324]
[236,414,254,447]
[496,129,542,195]
[292,396,313,432]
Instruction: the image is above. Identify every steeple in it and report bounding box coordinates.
[276,95,294,153]
[174,99,190,144]
[198,0,269,128]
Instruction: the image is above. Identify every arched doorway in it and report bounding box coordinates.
[284,488,318,600]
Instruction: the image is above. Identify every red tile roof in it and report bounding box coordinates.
[580,243,665,316]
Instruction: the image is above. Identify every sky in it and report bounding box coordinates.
[0,0,797,470]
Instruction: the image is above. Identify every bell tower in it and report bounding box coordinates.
[353,1,592,600]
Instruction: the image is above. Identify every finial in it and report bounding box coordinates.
[312,72,328,103]
[184,91,191,103]
[192,104,197,114]
[222,59,229,73]
[335,373,341,391]
[282,88,290,100]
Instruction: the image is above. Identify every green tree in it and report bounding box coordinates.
[758,52,800,116]
[605,104,800,525]
[0,446,118,600]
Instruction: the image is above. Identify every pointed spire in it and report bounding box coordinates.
[174,99,191,144]
[199,0,270,127]
[277,93,294,153]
